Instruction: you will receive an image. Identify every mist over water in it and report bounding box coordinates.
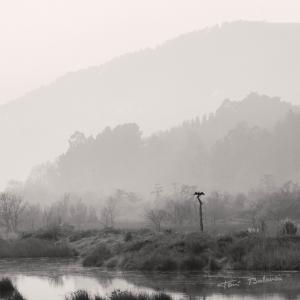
[2,259,300,300]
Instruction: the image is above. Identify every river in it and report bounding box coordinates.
[0,259,299,300]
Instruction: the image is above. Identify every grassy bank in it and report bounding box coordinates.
[4,226,300,270]
[68,228,300,271]
[0,237,76,258]
[231,235,300,270]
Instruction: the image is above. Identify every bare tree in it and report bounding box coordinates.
[145,208,167,231]
[70,199,87,230]
[0,192,26,233]
[247,200,264,229]
[43,206,55,228]
[100,197,118,228]
[165,184,198,228]
[151,184,164,200]
[0,193,12,233]
[24,204,42,231]
[206,191,228,227]
[165,200,190,227]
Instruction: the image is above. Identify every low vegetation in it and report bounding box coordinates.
[0,278,26,300]
[0,278,173,300]
[65,290,172,300]
[0,223,299,271]
[0,237,75,258]
[73,228,300,271]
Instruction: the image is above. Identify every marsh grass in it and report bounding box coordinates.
[240,237,300,270]
[0,278,15,295]
[66,290,172,300]
[0,238,75,258]
[0,278,26,300]
[82,244,112,267]
[77,229,300,271]
[180,256,208,271]
[65,290,103,300]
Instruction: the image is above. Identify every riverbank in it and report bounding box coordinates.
[2,228,300,271]
[0,277,172,300]
[68,228,300,271]
[0,237,75,258]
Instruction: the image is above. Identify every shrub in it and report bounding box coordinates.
[228,236,258,263]
[208,257,221,271]
[0,278,15,295]
[152,294,172,300]
[186,240,208,254]
[124,232,133,242]
[156,258,177,271]
[0,238,75,258]
[110,290,144,300]
[184,233,212,254]
[101,228,122,235]
[281,220,297,236]
[180,256,208,271]
[109,290,171,300]
[0,278,26,300]
[141,258,156,271]
[66,290,172,300]
[242,240,300,270]
[217,235,233,254]
[66,290,106,300]
[12,291,26,300]
[217,235,233,245]
[34,226,64,241]
[107,257,118,269]
[125,240,151,252]
[230,244,246,262]
[69,230,99,242]
[82,245,112,267]
[233,231,250,239]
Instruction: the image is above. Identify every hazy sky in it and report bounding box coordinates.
[1,0,300,105]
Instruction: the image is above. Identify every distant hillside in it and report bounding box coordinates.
[1,21,300,187]
[199,92,298,145]
[23,94,300,200]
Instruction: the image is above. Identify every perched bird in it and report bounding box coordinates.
[194,192,205,197]
[194,192,205,204]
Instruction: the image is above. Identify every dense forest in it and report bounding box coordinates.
[23,93,299,197]
[2,21,300,190]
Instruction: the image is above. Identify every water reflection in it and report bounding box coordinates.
[0,259,299,300]
[49,276,65,287]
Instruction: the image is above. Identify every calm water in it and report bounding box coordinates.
[0,259,300,300]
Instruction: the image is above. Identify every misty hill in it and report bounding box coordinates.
[1,21,300,187]
[24,94,300,200]
[198,92,298,145]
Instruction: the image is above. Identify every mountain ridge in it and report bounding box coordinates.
[21,93,300,202]
[1,20,300,187]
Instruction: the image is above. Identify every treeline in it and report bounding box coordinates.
[1,181,299,236]
[142,181,300,235]
[2,93,300,235]
[24,94,300,198]
[0,189,143,234]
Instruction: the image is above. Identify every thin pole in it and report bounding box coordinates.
[199,200,203,232]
